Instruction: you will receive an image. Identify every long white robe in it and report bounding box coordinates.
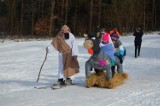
[48,32,79,79]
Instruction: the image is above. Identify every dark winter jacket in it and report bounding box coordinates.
[133,31,143,43]
[113,39,122,48]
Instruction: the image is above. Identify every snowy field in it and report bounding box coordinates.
[0,33,160,106]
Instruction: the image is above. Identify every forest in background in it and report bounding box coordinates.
[0,0,160,38]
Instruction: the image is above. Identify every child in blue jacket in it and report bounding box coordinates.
[111,35,126,76]
[100,33,115,77]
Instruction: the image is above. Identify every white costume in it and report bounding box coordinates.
[47,32,79,79]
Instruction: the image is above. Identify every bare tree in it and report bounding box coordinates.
[31,1,35,36]
[10,0,16,35]
[98,0,102,27]
[73,0,77,34]
[42,0,44,17]
[20,0,24,37]
[89,0,93,32]
[152,0,155,30]
[49,0,55,37]
[143,0,146,30]
[64,0,68,24]
[61,0,64,18]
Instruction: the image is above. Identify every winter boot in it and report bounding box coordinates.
[56,79,65,86]
[111,66,115,77]
[51,79,65,89]
[65,78,72,85]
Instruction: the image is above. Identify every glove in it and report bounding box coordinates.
[72,56,78,61]
[118,55,123,64]
[98,59,106,67]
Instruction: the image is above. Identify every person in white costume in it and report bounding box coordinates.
[46,25,79,86]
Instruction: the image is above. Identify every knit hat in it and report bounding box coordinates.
[111,34,119,41]
[102,33,109,42]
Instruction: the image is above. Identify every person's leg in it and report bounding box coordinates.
[115,56,123,74]
[111,66,115,77]
[85,60,92,77]
[117,63,123,75]
[135,43,138,58]
[104,62,112,80]
[58,53,64,79]
[138,43,141,56]
[110,59,115,77]
[57,53,65,85]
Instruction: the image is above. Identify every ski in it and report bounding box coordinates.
[51,83,77,90]
[34,85,51,89]
[51,84,65,90]
[34,83,77,90]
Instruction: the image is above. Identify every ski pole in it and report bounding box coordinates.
[36,51,48,82]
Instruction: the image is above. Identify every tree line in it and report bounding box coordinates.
[0,0,159,38]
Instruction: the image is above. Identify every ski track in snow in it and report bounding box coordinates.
[0,33,160,106]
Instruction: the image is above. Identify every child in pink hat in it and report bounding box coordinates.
[102,33,109,43]
[100,33,115,77]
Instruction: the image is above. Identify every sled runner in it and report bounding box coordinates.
[34,83,77,90]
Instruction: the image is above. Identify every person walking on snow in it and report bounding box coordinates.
[46,25,79,86]
[133,26,143,58]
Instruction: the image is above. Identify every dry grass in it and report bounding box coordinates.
[86,72,128,89]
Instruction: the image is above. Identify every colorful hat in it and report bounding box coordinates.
[111,34,119,41]
[102,33,109,42]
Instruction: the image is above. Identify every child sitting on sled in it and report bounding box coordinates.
[99,33,116,77]
[111,34,126,76]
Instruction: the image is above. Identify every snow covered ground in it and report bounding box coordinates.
[0,33,160,106]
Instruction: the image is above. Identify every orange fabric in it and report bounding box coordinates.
[88,48,93,54]
[109,30,120,37]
